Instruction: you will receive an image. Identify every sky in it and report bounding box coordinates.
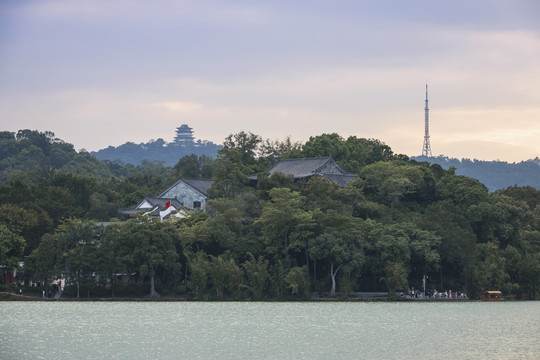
[1,0,539,162]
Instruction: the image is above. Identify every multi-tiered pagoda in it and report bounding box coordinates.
[173,124,195,145]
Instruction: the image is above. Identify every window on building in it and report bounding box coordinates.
[193,201,202,209]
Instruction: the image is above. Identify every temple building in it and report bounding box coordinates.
[252,156,357,187]
[173,124,195,145]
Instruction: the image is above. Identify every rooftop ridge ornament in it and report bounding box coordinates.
[422,84,432,157]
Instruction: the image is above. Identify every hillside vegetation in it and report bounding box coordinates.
[91,138,221,166]
[1,130,539,300]
[414,155,540,192]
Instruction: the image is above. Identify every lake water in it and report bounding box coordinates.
[1,301,539,359]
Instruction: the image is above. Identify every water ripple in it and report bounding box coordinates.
[0,301,539,359]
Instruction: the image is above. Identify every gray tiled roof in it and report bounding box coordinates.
[182,178,213,195]
[255,156,358,187]
[158,178,213,197]
[322,173,358,187]
[266,157,345,178]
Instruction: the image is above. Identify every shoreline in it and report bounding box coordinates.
[1,291,475,302]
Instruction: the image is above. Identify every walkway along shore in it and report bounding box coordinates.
[2,291,471,302]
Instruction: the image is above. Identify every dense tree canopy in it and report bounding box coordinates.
[91,137,221,166]
[2,130,539,301]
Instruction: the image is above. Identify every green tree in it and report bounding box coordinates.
[302,133,349,164]
[302,134,395,173]
[437,174,489,209]
[208,148,252,198]
[119,218,179,297]
[358,162,424,208]
[173,154,214,179]
[226,257,245,299]
[95,224,123,297]
[518,252,540,299]
[191,215,237,256]
[256,172,295,196]
[302,176,363,214]
[209,255,243,299]
[242,253,269,299]
[285,265,310,298]
[223,131,262,164]
[369,222,440,294]
[51,219,100,298]
[0,204,41,253]
[258,136,303,164]
[309,230,366,296]
[517,230,540,299]
[259,188,313,261]
[188,251,211,298]
[467,195,521,247]
[465,241,512,299]
[0,225,25,284]
[380,261,408,298]
[27,233,59,294]
[420,201,476,290]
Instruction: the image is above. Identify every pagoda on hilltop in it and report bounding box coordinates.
[173,124,195,145]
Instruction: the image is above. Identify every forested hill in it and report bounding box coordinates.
[91,138,221,166]
[0,130,115,182]
[413,156,540,192]
[1,130,540,301]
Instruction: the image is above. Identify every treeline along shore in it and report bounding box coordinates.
[1,130,539,301]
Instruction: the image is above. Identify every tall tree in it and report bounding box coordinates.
[96,224,123,297]
[242,253,269,300]
[259,188,313,260]
[27,233,59,294]
[285,266,310,298]
[309,230,366,296]
[0,225,25,284]
[420,200,476,290]
[359,162,424,208]
[174,154,214,179]
[223,131,262,164]
[52,219,99,298]
[258,136,303,164]
[188,251,211,298]
[208,148,251,198]
[368,222,439,294]
[119,217,179,297]
[209,255,243,299]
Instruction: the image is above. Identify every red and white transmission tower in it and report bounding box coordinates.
[422,84,432,157]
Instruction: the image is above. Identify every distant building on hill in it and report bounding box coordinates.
[173,124,195,145]
[92,123,221,166]
[158,178,212,209]
[119,178,213,219]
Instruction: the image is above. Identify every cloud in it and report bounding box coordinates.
[150,101,203,113]
[2,0,539,161]
[11,0,274,27]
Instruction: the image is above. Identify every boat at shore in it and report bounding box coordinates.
[482,290,503,301]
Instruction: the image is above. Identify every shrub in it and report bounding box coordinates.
[175,284,186,295]
[62,285,77,297]
[114,283,150,297]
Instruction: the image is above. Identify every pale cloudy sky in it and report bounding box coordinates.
[1,0,539,162]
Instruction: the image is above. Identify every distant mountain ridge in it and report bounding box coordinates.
[91,138,221,166]
[413,155,540,192]
[92,137,540,192]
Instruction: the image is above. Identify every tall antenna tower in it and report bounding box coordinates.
[422,84,432,157]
